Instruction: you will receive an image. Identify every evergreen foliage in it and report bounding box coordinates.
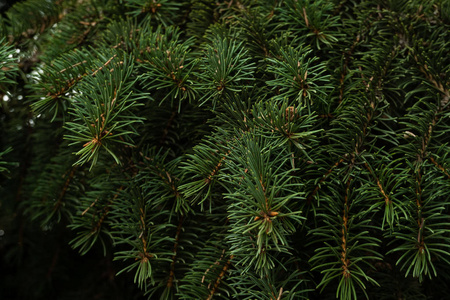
[1,0,449,299]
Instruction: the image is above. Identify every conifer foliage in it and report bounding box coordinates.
[1,0,449,299]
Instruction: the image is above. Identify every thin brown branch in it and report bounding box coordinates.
[167,217,184,288]
[415,167,425,253]
[339,34,360,103]
[415,169,422,208]
[141,153,180,198]
[307,157,345,204]
[341,177,352,279]
[48,44,123,100]
[364,162,390,205]
[91,54,118,77]
[53,166,77,211]
[202,249,226,284]
[420,114,439,161]
[138,204,154,261]
[417,217,425,252]
[206,255,234,300]
[48,75,83,99]
[92,186,123,232]
[82,197,98,216]
[413,54,450,108]
[429,156,450,179]
[59,60,88,73]
[205,149,232,184]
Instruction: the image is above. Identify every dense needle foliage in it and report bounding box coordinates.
[1,0,449,299]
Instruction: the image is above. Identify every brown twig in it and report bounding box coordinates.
[307,157,345,204]
[167,217,184,288]
[53,166,77,211]
[206,255,234,300]
[341,177,352,278]
[338,34,360,103]
[82,197,98,216]
[412,52,450,111]
[91,54,117,77]
[92,186,123,232]
[364,163,390,205]
[429,156,450,179]
[141,153,180,198]
[205,149,231,184]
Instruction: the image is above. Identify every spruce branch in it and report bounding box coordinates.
[196,34,256,107]
[64,52,146,169]
[266,45,331,106]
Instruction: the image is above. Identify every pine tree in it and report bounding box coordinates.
[1,0,450,299]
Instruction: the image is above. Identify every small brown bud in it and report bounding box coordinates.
[268,211,279,217]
